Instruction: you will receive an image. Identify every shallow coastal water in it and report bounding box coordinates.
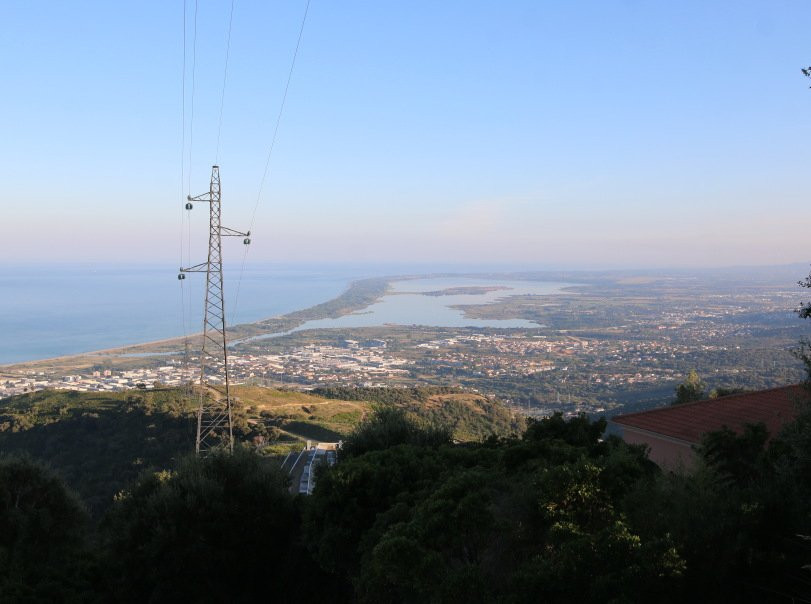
[241,277,573,345]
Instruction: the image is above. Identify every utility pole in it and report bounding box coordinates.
[179,165,250,454]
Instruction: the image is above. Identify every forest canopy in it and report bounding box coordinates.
[1,400,809,603]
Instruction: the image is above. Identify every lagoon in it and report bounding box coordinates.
[0,264,575,365]
[262,277,572,336]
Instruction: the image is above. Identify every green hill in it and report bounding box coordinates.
[0,385,522,516]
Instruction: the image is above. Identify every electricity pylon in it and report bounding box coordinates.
[179,165,250,454]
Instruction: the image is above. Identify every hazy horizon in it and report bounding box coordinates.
[1,259,809,276]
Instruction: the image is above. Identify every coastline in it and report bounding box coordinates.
[0,277,393,373]
[1,273,589,374]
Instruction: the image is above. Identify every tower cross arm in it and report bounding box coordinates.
[220,226,250,237]
[180,262,209,273]
[187,192,214,202]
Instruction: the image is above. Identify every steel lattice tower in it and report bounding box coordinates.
[180,165,250,454]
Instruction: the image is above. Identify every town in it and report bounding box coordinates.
[3,312,805,418]
[3,269,807,417]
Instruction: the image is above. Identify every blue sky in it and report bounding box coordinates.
[3,1,809,268]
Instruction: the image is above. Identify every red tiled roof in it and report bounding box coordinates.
[611,384,809,444]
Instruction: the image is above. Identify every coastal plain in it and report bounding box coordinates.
[2,267,808,417]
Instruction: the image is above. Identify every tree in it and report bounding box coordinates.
[339,405,450,459]
[513,458,684,603]
[673,370,706,405]
[698,423,770,487]
[524,412,606,449]
[0,455,92,601]
[100,448,331,603]
[798,270,811,319]
[795,267,811,385]
[307,413,681,603]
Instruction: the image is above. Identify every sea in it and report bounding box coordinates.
[0,262,559,365]
[0,263,371,365]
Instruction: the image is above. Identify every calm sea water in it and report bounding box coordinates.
[0,263,576,365]
[0,263,377,365]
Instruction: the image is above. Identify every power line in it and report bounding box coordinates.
[215,0,236,165]
[179,0,190,341]
[179,0,188,317]
[187,0,199,195]
[176,0,312,445]
[179,0,193,415]
[177,1,256,454]
[231,0,311,325]
[180,0,187,237]
[250,0,311,230]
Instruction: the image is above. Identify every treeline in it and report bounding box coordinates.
[0,389,197,516]
[311,385,464,404]
[2,402,810,602]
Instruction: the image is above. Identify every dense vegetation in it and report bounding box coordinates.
[312,384,463,403]
[0,389,195,516]
[312,385,524,440]
[0,385,521,517]
[1,399,809,602]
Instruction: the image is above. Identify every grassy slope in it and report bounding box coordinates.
[234,385,367,442]
[0,385,522,515]
[408,392,523,441]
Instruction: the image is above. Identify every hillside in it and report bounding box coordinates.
[0,385,522,516]
[308,385,524,441]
